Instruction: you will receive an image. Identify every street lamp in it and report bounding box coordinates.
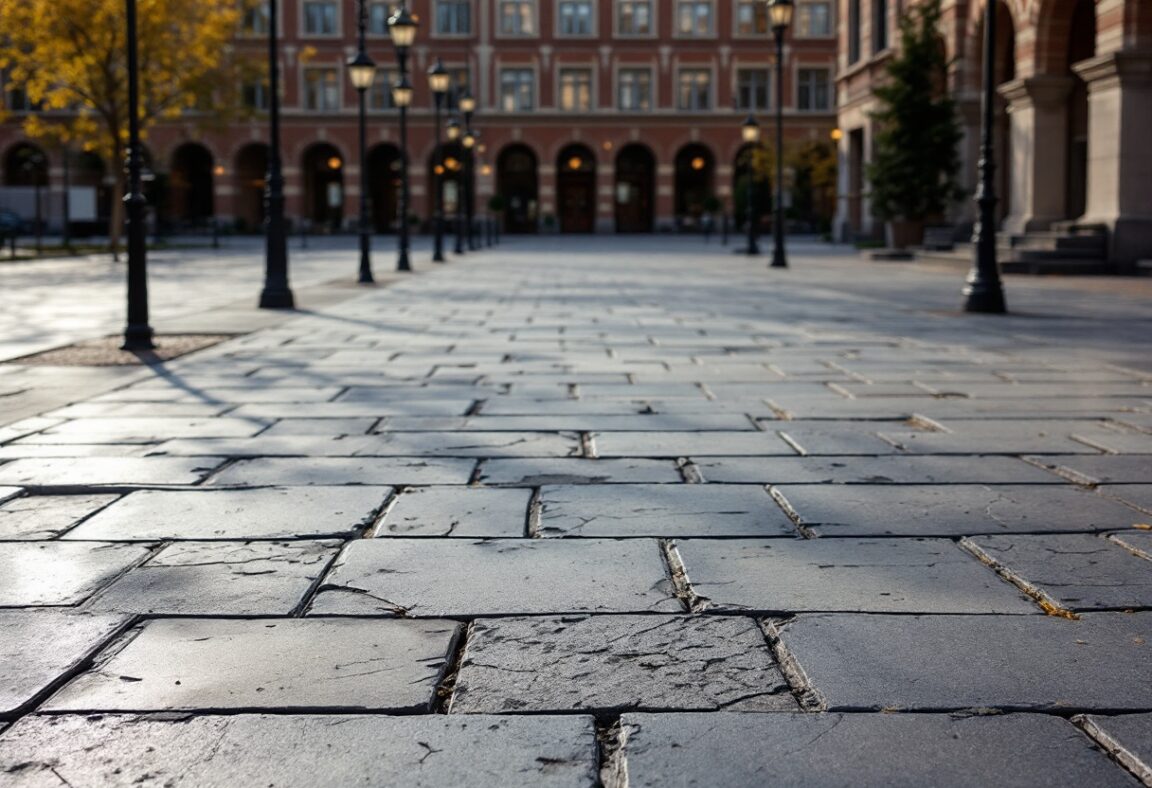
[459,91,478,250]
[767,0,793,269]
[428,59,450,263]
[962,0,1008,312]
[348,0,376,284]
[122,0,154,349]
[741,115,761,256]
[447,117,465,255]
[259,0,294,309]
[388,6,417,272]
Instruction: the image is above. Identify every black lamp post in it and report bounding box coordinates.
[741,115,761,256]
[962,0,1008,313]
[259,0,294,309]
[122,0,154,349]
[459,92,477,250]
[767,0,793,269]
[447,117,465,255]
[428,59,450,263]
[348,0,377,284]
[387,6,417,273]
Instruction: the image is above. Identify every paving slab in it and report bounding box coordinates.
[477,458,683,485]
[259,417,377,436]
[388,414,758,432]
[0,542,152,606]
[0,457,224,487]
[618,712,1135,788]
[87,540,341,615]
[538,484,796,537]
[0,444,149,459]
[963,534,1152,610]
[0,487,22,505]
[207,457,475,486]
[0,713,598,788]
[593,431,796,458]
[1101,484,1152,515]
[694,455,1058,484]
[678,538,1035,613]
[778,612,1152,711]
[1110,530,1152,560]
[879,428,1101,455]
[1026,454,1152,484]
[27,417,271,443]
[774,423,907,455]
[45,618,459,713]
[0,494,119,539]
[309,539,681,616]
[91,386,345,404]
[773,484,1142,537]
[451,615,794,714]
[153,431,581,458]
[0,611,130,717]
[1078,713,1152,784]
[377,486,531,537]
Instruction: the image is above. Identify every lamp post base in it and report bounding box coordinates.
[121,324,155,352]
[258,287,295,309]
[962,277,1007,313]
[770,249,788,268]
[397,251,412,272]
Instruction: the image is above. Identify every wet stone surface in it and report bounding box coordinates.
[0,713,599,787]
[46,618,459,713]
[451,615,795,714]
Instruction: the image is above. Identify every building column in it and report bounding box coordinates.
[998,75,1074,235]
[1073,50,1152,265]
[953,94,980,230]
[597,163,614,233]
[656,163,674,230]
[538,163,555,231]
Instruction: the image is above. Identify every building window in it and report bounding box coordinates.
[369,69,396,110]
[677,68,711,110]
[303,67,340,110]
[367,1,389,34]
[676,1,713,36]
[848,0,861,63]
[617,1,652,35]
[874,0,889,51]
[797,68,832,110]
[241,2,270,35]
[558,1,594,35]
[559,68,592,110]
[500,68,535,110]
[446,67,471,109]
[618,68,652,110]
[736,68,770,110]
[499,1,536,35]
[241,80,270,110]
[796,1,832,37]
[435,1,472,34]
[735,0,767,35]
[302,1,338,35]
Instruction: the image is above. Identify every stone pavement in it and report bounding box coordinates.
[0,236,1151,786]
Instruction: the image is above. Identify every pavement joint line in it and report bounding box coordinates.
[766,486,816,539]
[580,432,598,459]
[596,716,629,788]
[675,458,703,484]
[361,488,402,539]
[758,618,826,712]
[658,539,706,614]
[526,488,543,538]
[1106,533,1152,562]
[956,537,1080,620]
[291,546,357,619]
[776,431,808,456]
[1019,456,1100,487]
[435,621,473,714]
[1073,713,1152,786]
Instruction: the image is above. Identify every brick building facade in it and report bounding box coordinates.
[1,0,839,236]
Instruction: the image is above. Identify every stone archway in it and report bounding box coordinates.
[1064,0,1095,220]
[496,144,538,234]
[614,143,655,233]
[302,143,345,231]
[674,143,715,229]
[169,142,215,226]
[555,143,596,234]
[367,144,403,233]
[234,143,268,232]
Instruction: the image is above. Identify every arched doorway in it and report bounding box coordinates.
[556,144,596,233]
[74,151,112,235]
[614,144,655,233]
[169,142,215,227]
[302,143,344,231]
[3,143,48,187]
[234,143,268,232]
[674,144,715,228]
[497,144,538,233]
[1064,0,1095,220]
[367,143,402,232]
[431,141,467,232]
[732,143,768,231]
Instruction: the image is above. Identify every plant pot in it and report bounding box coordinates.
[885,219,925,250]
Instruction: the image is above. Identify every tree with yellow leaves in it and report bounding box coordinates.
[0,0,247,256]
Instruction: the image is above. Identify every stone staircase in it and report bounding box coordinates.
[915,223,1115,274]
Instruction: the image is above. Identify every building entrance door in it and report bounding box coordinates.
[556,144,596,233]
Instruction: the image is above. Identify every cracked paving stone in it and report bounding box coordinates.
[593,431,796,458]
[308,539,681,616]
[450,614,795,714]
[679,538,1036,613]
[0,713,598,787]
[1077,713,1152,784]
[477,458,683,485]
[152,431,582,459]
[44,618,459,713]
[0,542,152,606]
[86,540,343,615]
[618,712,1135,788]
[0,494,118,539]
[207,457,475,486]
[1110,530,1152,560]
[694,456,1058,484]
[377,487,531,537]
[64,486,391,540]
[1025,455,1152,485]
[538,485,796,537]
[963,534,1152,610]
[0,611,130,717]
[778,612,1152,711]
[0,457,224,487]
[772,484,1142,537]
